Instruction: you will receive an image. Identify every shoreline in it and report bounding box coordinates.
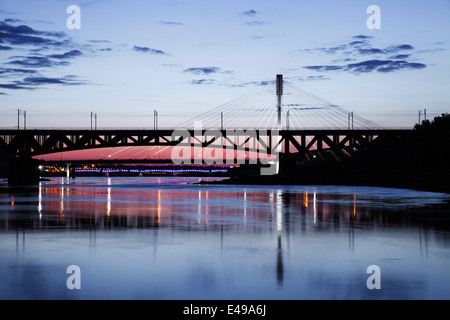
[197,174,450,195]
[2,173,449,195]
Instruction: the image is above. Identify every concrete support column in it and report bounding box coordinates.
[8,158,40,186]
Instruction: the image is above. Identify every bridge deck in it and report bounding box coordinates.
[0,129,414,158]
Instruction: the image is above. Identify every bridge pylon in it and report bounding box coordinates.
[275,74,284,175]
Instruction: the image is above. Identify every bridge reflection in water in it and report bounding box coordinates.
[1,177,449,299]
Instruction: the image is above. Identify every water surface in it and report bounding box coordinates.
[1,177,450,300]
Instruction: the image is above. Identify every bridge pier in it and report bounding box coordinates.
[66,163,76,178]
[7,157,40,186]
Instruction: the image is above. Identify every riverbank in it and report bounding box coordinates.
[201,137,450,195]
[198,173,450,194]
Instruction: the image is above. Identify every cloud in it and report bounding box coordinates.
[300,35,427,76]
[190,79,215,85]
[183,67,221,75]
[256,80,273,86]
[133,45,169,55]
[4,18,22,23]
[158,21,183,26]
[249,35,264,40]
[21,77,66,85]
[394,44,414,51]
[352,60,425,73]
[304,75,330,81]
[302,45,348,55]
[304,59,426,74]
[358,48,384,55]
[7,56,70,68]
[0,83,31,90]
[357,45,414,56]
[304,65,345,71]
[227,80,275,88]
[353,35,373,40]
[391,54,411,59]
[21,76,85,85]
[49,50,83,59]
[0,75,86,90]
[0,20,105,93]
[349,40,367,46]
[242,10,257,16]
[299,35,416,58]
[0,21,69,47]
[246,21,268,26]
[88,40,111,44]
[0,67,38,75]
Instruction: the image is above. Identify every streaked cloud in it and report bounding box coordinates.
[241,10,257,17]
[190,79,215,85]
[49,50,83,59]
[347,60,426,73]
[158,21,183,26]
[183,67,221,75]
[0,20,68,47]
[133,45,169,55]
[0,67,38,75]
[0,19,106,93]
[246,21,268,26]
[7,55,70,68]
[301,35,428,75]
[305,59,426,74]
[0,75,86,90]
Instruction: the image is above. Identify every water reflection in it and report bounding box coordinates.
[3,180,450,240]
[1,177,450,299]
[275,191,284,287]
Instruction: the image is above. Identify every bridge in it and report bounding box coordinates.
[0,128,412,159]
[0,75,415,185]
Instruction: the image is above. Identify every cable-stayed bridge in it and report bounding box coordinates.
[0,75,414,184]
[177,78,382,131]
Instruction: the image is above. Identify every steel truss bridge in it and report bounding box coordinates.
[0,128,413,162]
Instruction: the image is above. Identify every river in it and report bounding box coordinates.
[1,177,450,300]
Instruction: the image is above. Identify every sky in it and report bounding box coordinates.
[1,0,449,129]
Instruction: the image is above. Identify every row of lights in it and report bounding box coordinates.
[75,168,228,173]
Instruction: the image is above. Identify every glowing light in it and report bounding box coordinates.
[157,189,161,224]
[313,193,317,224]
[276,190,282,236]
[107,187,111,217]
[243,191,247,226]
[38,183,42,213]
[60,185,64,221]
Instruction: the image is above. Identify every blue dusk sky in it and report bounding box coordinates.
[0,0,449,128]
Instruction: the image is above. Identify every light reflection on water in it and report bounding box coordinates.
[1,177,450,300]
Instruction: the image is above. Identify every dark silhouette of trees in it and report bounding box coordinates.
[414,113,450,141]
